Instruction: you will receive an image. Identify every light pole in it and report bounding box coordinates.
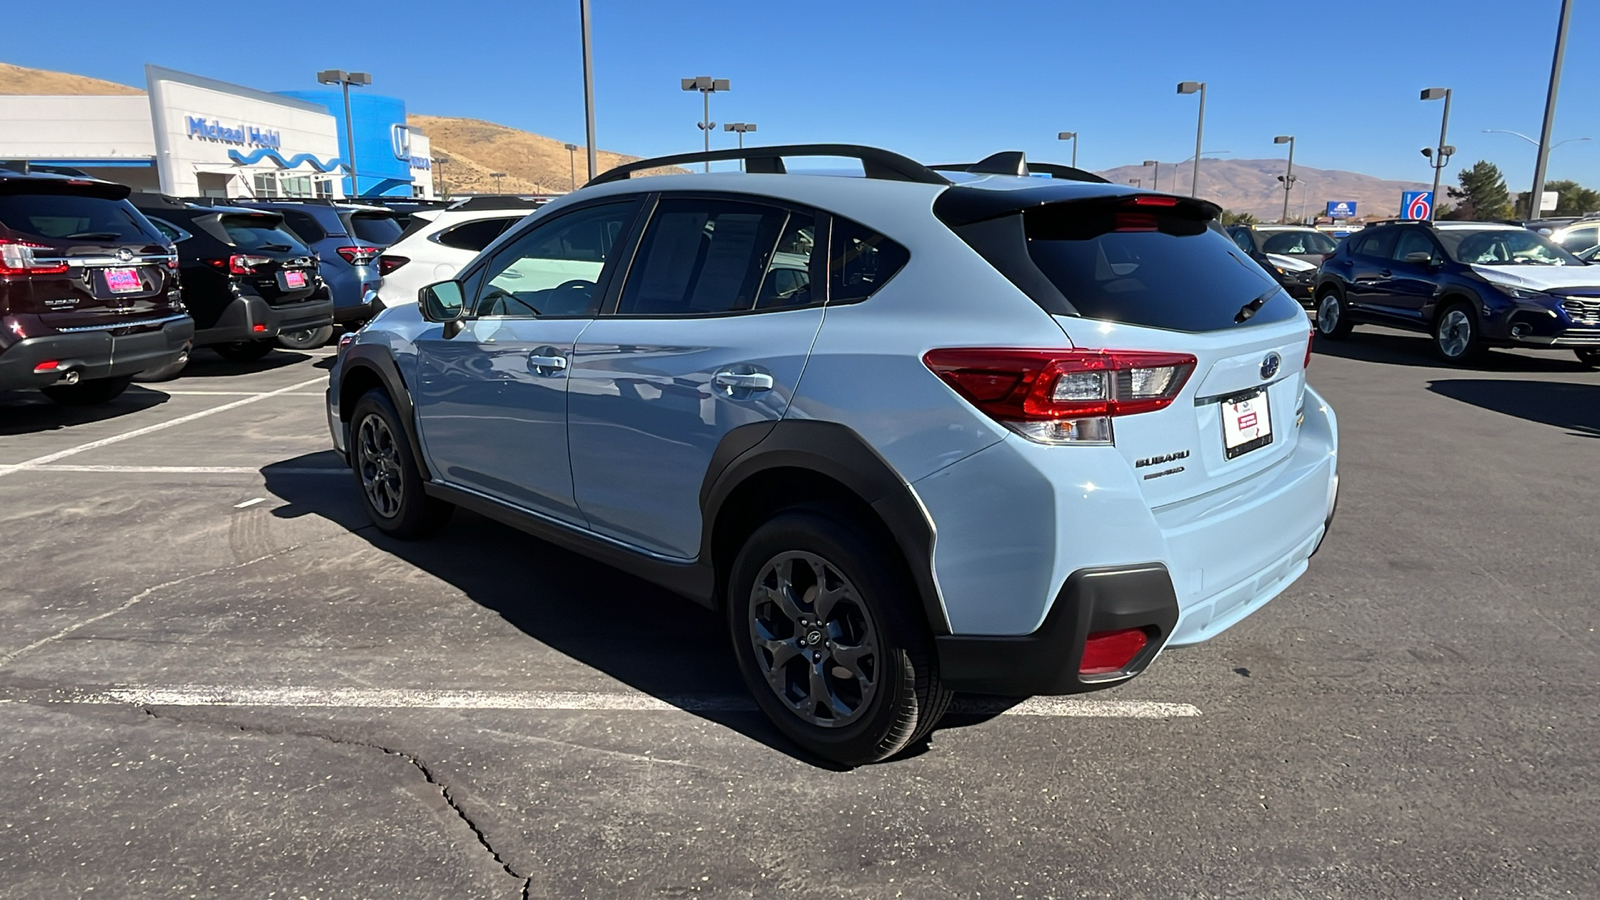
[1530,0,1573,221]
[317,69,371,198]
[1129,179,1142,188]
[681,76,730,171]
[1143,159,1159,192]
[1057,132,1078,167]
[1420,87,1453,221]
[1484,128,1590,149]
[1177,81,1206,197]
[579,0,598,182]
[723,123,757,171]
[490,172,506,194]
[435,155,449,200]
[564,143,578,191]
[1274,135,1296,224]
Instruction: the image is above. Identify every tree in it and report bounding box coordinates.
[1514,179,1600,218]
[1447,160,1513,220]
[1221,209,1257,226]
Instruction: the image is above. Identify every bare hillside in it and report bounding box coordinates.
[1099,158,1431,221]
[0,62,142,95]
[408,114,680,195]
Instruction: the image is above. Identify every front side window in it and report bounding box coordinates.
[475,202,632,317]
[1439,229,1582,267]
[1392,229,1441,264]
[1261,230,1337,256]
[616,198,792,315]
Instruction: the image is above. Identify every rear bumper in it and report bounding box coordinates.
[0,316,194,391]
[194,291,336,346]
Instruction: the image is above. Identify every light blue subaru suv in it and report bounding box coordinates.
[326,145,1339,765]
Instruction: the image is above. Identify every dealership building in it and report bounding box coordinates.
[0,65,434,200]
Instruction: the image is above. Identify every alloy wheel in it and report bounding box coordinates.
[356,414,404,518]
[748,551,880,728]
[1437,309,1473,358]
[1318,294,1340,333]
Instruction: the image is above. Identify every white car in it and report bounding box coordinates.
[375,199,544,307]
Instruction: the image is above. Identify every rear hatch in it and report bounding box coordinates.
[210,212,318,304]
[0,185,177,331]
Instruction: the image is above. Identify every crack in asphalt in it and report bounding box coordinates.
[138,707,533,899]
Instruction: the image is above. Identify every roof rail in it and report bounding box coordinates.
[929,155,1109,184]
[587,144,950,187]
[445,195,549,211]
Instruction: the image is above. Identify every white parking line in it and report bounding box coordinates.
[0,376,327,479]
[49,686,1201,718]
[23,465,346,475]
[160,390,325,396]
[233,498,266,509]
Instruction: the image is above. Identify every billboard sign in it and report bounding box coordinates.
[1326,200,1357,219]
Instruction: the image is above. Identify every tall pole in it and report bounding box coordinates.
[1431,91,1451,222]
[1276,136,1296,224]
[1058,132,1077,167]
[1530,0,1573,220]
[580,0,598,182]
[703,90,711,167]
[341,81,357,198]
[1192,86,1206,197]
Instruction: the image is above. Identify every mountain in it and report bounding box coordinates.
[0,62,143,95]
[1098,158,1432,221]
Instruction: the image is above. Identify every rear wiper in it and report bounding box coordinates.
[258,243,293,252]
[1235,287,1278,323]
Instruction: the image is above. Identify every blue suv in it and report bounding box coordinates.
[1314,220,1600,365]
[236,200,402,347]
[327,146,1339,765]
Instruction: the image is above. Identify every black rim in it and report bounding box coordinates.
[748,551,880,728]
[356,414,403,518]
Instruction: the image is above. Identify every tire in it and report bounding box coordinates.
[132,343,191,383]
[41,375,133,406]
[1575,349,1600,369]
[213,340,276,363]
[349,389,453,538]
[277,324,334,350]
[1433,301,1483,364]
[727,508,950,766]
[1315,288,1353,339]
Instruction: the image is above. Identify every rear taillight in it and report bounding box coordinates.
[336,245,381,266]
[377,255,409,275]
[1080,628,1149,676]
[0,238,68,276]
[206,254,272,275]
[922,348,1196,445]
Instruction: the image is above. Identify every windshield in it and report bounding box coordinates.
[1261,230,1338,255]
[219,214,306,253]
[1024,201,1301,332]
[1439,228,1583,267]
[0,194,162,243]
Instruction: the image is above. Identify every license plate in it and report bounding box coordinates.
[1222,388,1273,459]
[284,270,307,289]
[105,267,142,294]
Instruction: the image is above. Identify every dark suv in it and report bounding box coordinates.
[131,196,334,374]
[1226,225,1339,307]
[0,172,192,404]
[1314,220,1600,365]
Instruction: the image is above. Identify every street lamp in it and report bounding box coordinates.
[681,76,730,171]
[564,143,578,191]
[1057,132,1078,167]
[724,123,757,171]
[1421,87,1453,221]
[1483,128,1590,149]
[317,69,371,198]
[1142,159,1159,192]
[435,155,450,200]
[1129,178,1142,188]
[1530,0,1573,221]
[1274,135,1297,224]
[579,0,598,182]
[490,172,506,194]
[1177,81,1207,197]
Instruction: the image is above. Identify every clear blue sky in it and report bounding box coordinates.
[6,0,1597,192]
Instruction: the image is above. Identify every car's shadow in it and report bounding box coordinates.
[173,348,316,380]
[260,454,1010,766]
[0,384,171,435]
[1314,329,1591,372]
[1428,379,1600,438]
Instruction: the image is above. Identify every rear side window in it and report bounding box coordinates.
[349,213,402,245]
[1023,200,1298,333]
[616,198,790,315]
[436,217,518,252]
[829,217,907,305]
[0,194,161,243]
[219,215,305,252]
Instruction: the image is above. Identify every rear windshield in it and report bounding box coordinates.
[1024,202,1302,332]
[0,193,162,243]
[348,213,403,246]
[219,214,306,253]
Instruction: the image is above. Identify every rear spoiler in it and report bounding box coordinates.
[0,174,130,200]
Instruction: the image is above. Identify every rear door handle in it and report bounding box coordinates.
[712,369,774,392]
[527,346,568,374]
[1379,269,1393,277]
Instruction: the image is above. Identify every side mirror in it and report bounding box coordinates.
[1403,251,1437,266]
[419,281,465,322]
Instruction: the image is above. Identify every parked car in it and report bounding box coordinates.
[130,195,333,375]
[1577,244,1599,263]
[228,199,403,346]
[1226,225,1340,307]
[1548,217,1600,257]
[1314,219,1600,365]
[374,197,545,308]
[0,172,192,403]
[327,145,1339,765]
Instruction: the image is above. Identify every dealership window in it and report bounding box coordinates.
[252,173,280,199]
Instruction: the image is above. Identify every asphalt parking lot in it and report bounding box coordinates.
[2,332,1597,899]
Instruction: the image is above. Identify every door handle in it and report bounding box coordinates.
[527,347,568,374]
[1379,269,1392,277]
[712,369,774,392]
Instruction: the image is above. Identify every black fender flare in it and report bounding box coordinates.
[698,420,949,634]
[337,345,431,480]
